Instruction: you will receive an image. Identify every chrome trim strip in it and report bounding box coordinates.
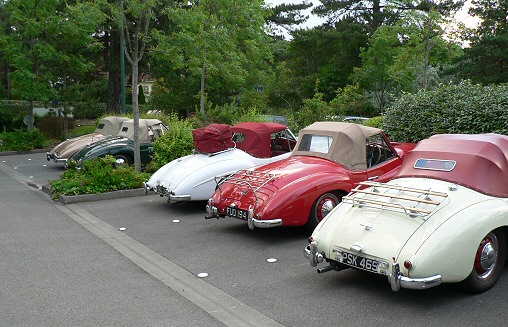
[169,194,191,201]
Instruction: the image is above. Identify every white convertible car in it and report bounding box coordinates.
[305,133,508,293]
[144,122,297,203]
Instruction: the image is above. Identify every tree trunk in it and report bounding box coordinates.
[200,59,207,115]
[106,29,122,114]
[132,58,141,172]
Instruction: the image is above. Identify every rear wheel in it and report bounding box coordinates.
[306,192,342,232]
[462,230,506,293]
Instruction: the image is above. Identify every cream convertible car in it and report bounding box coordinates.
[144,122,297,203]
[305,133,508,293]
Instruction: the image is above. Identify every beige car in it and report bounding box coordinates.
[46,116,128,164]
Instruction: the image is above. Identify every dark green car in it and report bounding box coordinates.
[67,118,168,168]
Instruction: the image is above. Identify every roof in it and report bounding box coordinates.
[117,119,163,143]
[291,122,382,170]
[231,122,289,158]
[94,116,129,135]
[396,133,508,197]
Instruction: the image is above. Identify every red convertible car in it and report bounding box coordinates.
[206,122,416,231]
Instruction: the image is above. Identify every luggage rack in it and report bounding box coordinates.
[342,181,448,217]
[215,169,276,206]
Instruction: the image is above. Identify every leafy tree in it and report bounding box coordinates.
[457,0,508,83]
[283,19,369,104]
[352,8,462,112]
[113,0,158,172]
[266,0,313,38]
[314,0,464,34]
[154,0,272,115]
[0,0,106,131]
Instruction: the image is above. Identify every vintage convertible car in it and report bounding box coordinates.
[304,133,508,293]
[46,116,128,164]
[144,122,297,203]
[67,118,168,168]
[205,122,416,231]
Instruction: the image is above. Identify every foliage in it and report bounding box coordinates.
[364,116,383,128]
[1,0,105,130]
[456,0,508,84]
[383,81,508,142]
[154,0,273,115]
[284,21,368,104]
[329,83,376,117]
[352,9,463,112]
[0,129,50,151]
[145,113,195,172]
[49,156,149,200]
[294,87,331,130]
[72,102,108,120]
[0,100,30,131]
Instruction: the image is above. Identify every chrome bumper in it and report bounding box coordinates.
[205,202,282,229]
[53,156,67,164]
[389,261,441,291]
[304,242,324,267]
[145,182,191,201]
[305,243,442,291]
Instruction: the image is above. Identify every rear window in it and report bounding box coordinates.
[297,134,333,154]
[414,158,456,171]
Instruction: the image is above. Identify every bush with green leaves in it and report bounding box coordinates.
[49,156,149,200]
[0,129,50,151]
[383,81,508,142]
[145,114,195,172]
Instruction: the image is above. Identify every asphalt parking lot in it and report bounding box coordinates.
[1,151,507,327]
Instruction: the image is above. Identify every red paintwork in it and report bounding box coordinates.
[396,133,508,197]
[211,138,415,227]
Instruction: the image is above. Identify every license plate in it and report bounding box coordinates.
[339,251,378,272]
[226,206,248,220]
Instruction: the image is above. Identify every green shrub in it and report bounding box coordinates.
[365,116,383,128]
[145,113,195,172]
[384,81,508,142]
[0,129,50,151]
[49,156,149,200]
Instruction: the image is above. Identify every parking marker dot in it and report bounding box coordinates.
[118,227,127,231]
[172,219,180,223]
[197,273,208,278]
[267,258,277,263]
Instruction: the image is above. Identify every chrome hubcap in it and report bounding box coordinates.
[475,233,498,279]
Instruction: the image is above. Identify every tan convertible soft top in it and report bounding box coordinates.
[95,116,130,135]
[291,122,382,170]
[117,119,163,143]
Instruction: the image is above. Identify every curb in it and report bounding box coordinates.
[42,185,151,204]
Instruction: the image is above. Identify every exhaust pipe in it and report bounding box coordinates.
[317,266,334,274]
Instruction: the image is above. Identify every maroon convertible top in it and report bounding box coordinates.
[232,122,288,158]
[396,133,508,197]
[193,123,234,153]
